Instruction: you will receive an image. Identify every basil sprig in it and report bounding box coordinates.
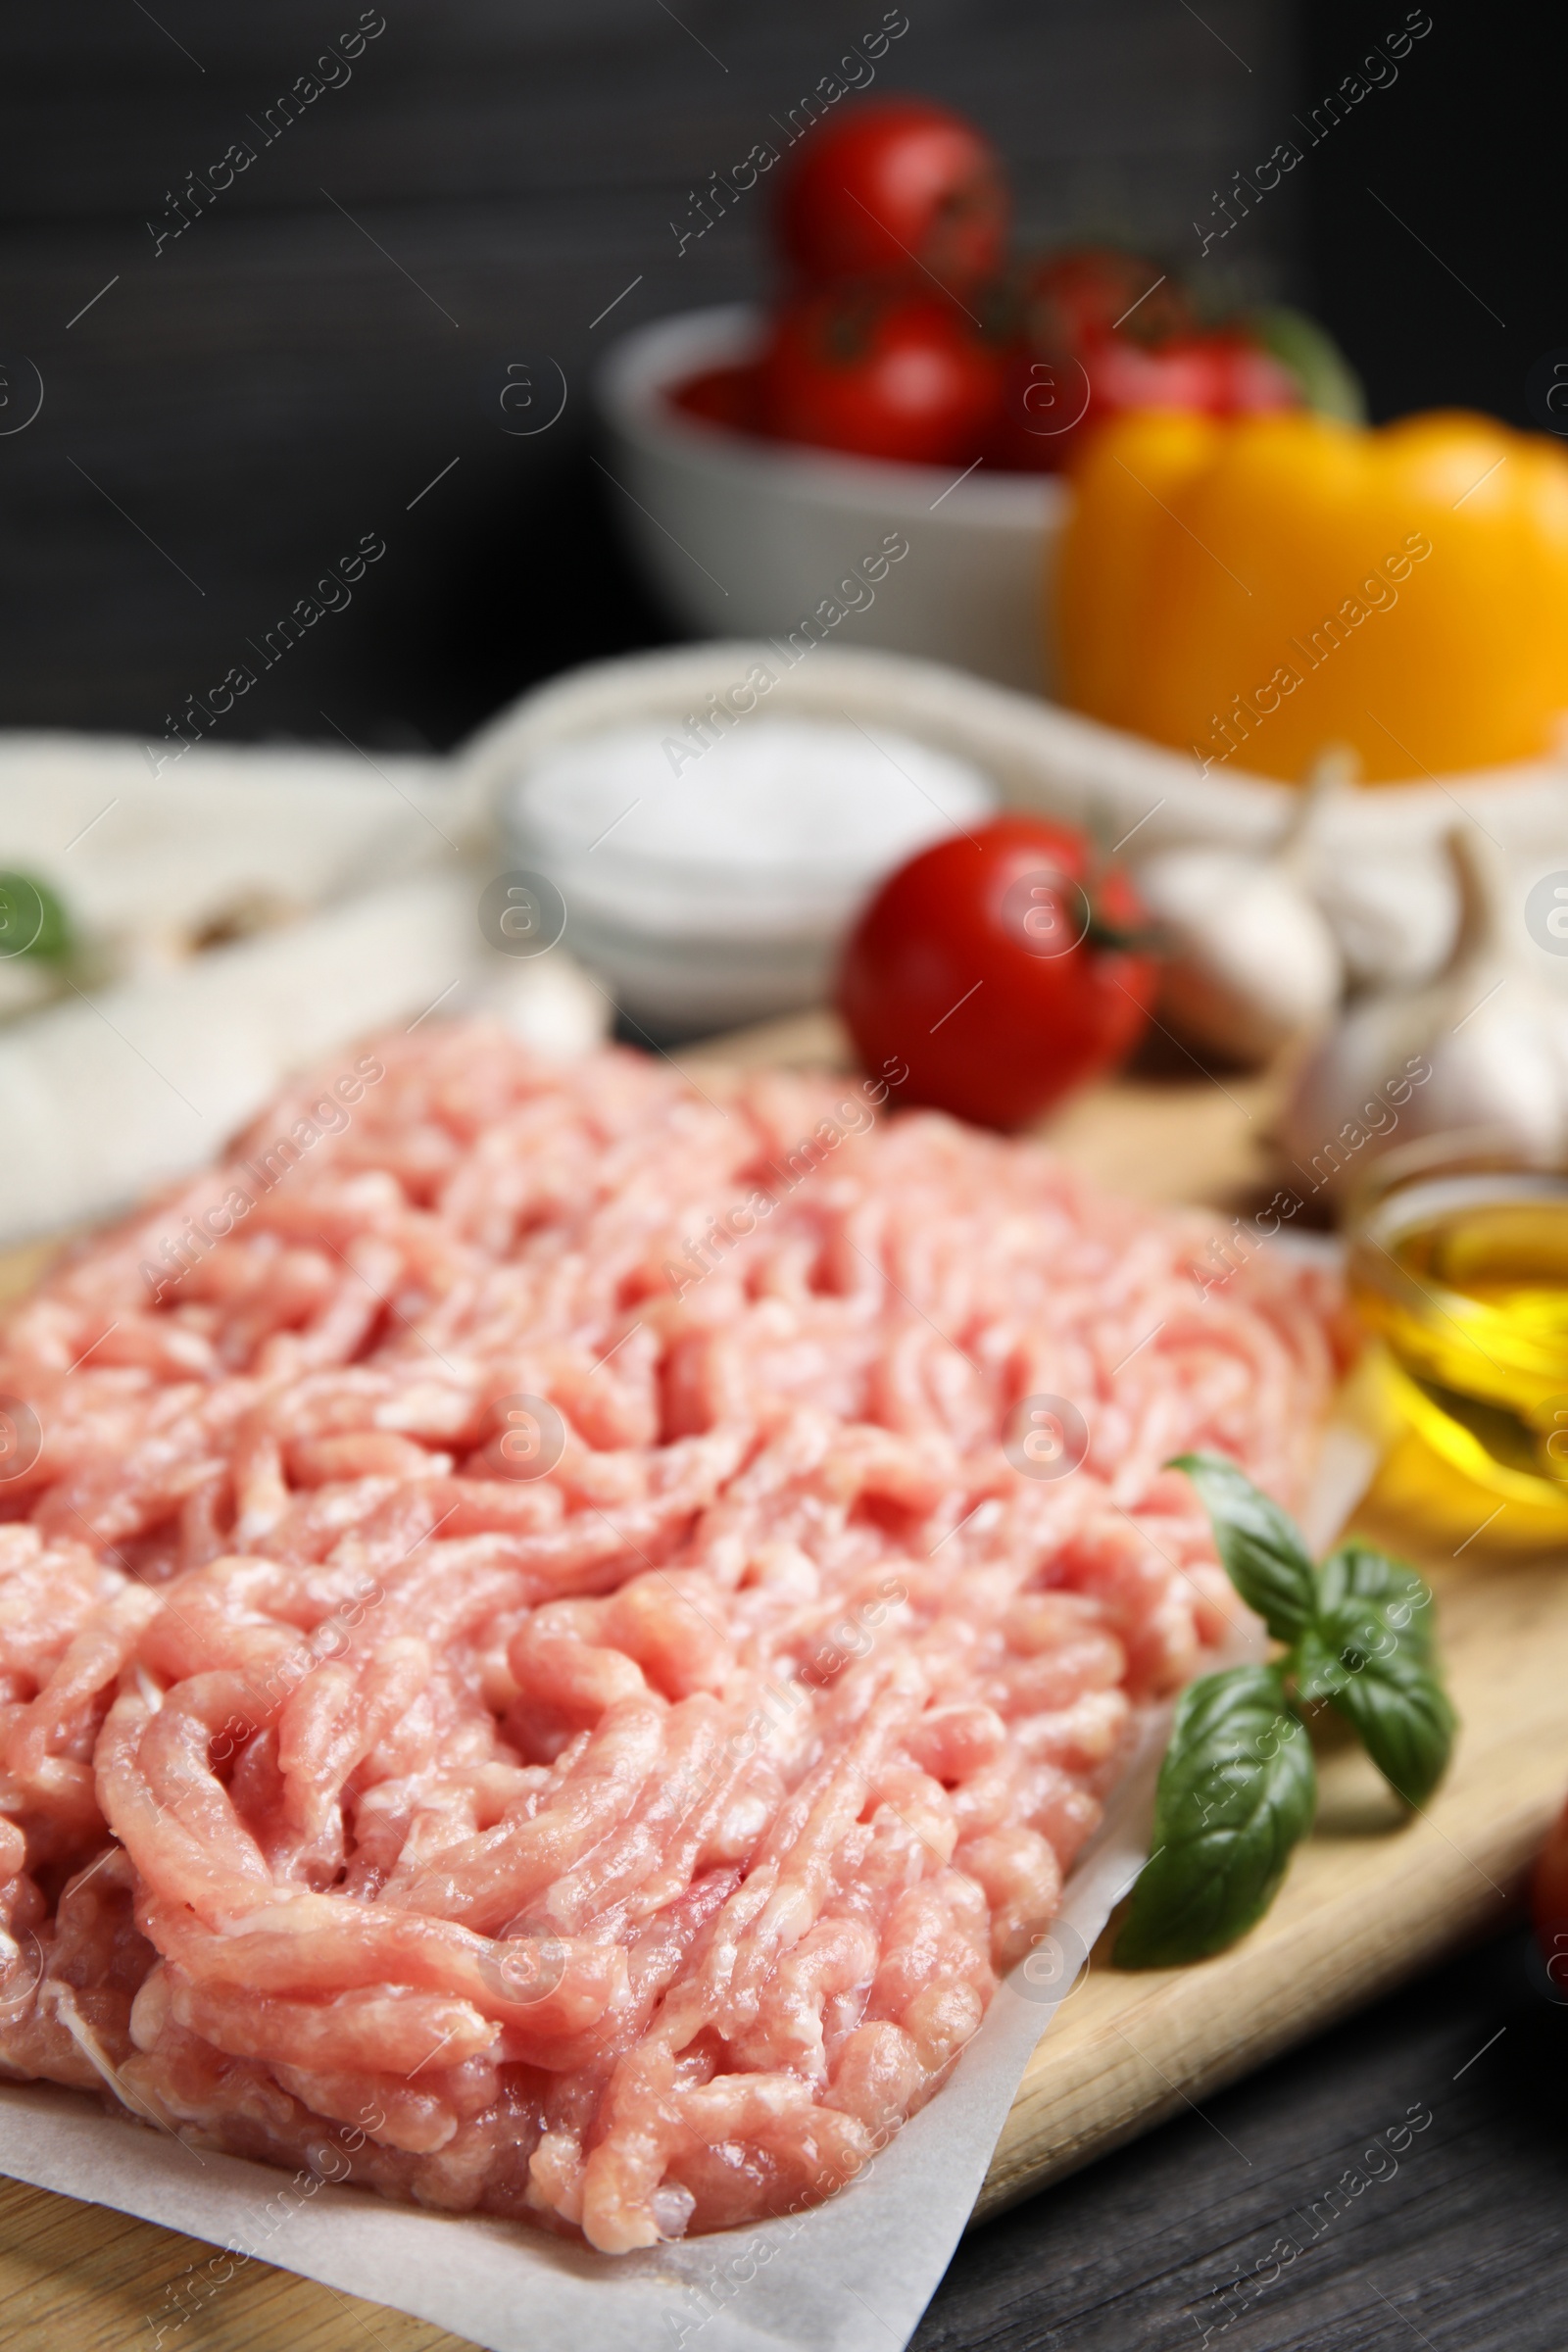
[1115,1453,1455,1969]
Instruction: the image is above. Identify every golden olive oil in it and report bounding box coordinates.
[1348,1167,1568,1540]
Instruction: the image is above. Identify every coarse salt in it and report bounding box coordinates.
[503,718,996,1031]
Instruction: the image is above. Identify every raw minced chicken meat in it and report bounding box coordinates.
[0,1025,1340,2252]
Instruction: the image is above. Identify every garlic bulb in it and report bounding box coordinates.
[1282,824,1568,1200]
[1135,766,1344,1063]
[1136,846,1343,1062]
[1303,820,1457,991]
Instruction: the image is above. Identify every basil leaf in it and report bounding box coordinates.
[1166,1451,1317,1642]
[1115,1665,1317,1968]
[1317,1645,1455,1809]
[1315,1543,1435,1666]
[1296,1546,1442,1729]
[1293,1624,1351,1704]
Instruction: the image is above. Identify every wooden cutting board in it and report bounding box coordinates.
[4,1015,1565,2350]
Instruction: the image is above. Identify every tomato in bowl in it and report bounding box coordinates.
[776,95,1009,293]
[757,289,1005,468]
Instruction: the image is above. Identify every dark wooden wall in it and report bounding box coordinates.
[0,0,1297,752]
[1299,0,1565,433]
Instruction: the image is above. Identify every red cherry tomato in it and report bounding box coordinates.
[1534,1792,1568,1997]
[776,98,1009,291]
[836,816,1158,1130]
[757,289,1003,466]
[1023,246,1195,349]
[993,322,1298,473]
[987,237,1299,473]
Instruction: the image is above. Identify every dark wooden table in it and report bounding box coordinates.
[917,1925,1568,2351]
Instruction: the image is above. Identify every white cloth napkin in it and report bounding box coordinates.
[0,731,605,1244]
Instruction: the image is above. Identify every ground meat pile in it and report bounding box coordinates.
[0,1025,1339,2251]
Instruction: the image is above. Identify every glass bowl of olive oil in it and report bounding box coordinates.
[1347,1131,1568,1550]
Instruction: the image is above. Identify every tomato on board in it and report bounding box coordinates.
[836,816,1158,1130]
[1535,1790,1568,1997]
[776,97,1009,291]
[757,288,1003,466]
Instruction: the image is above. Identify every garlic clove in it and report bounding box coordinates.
[1419,994,1566,1153]
[1136,845,1343,1064]
[470,948,611,1060]
[1284,749,1457,992]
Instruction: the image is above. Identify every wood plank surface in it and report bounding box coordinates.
[2,1019,1558,2350]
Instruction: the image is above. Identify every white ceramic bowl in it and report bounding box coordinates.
[593,305,1065,697]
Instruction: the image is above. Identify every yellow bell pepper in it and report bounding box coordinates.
[1055,407,1568,783]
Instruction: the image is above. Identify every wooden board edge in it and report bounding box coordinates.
[974,1782,1553,2224]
